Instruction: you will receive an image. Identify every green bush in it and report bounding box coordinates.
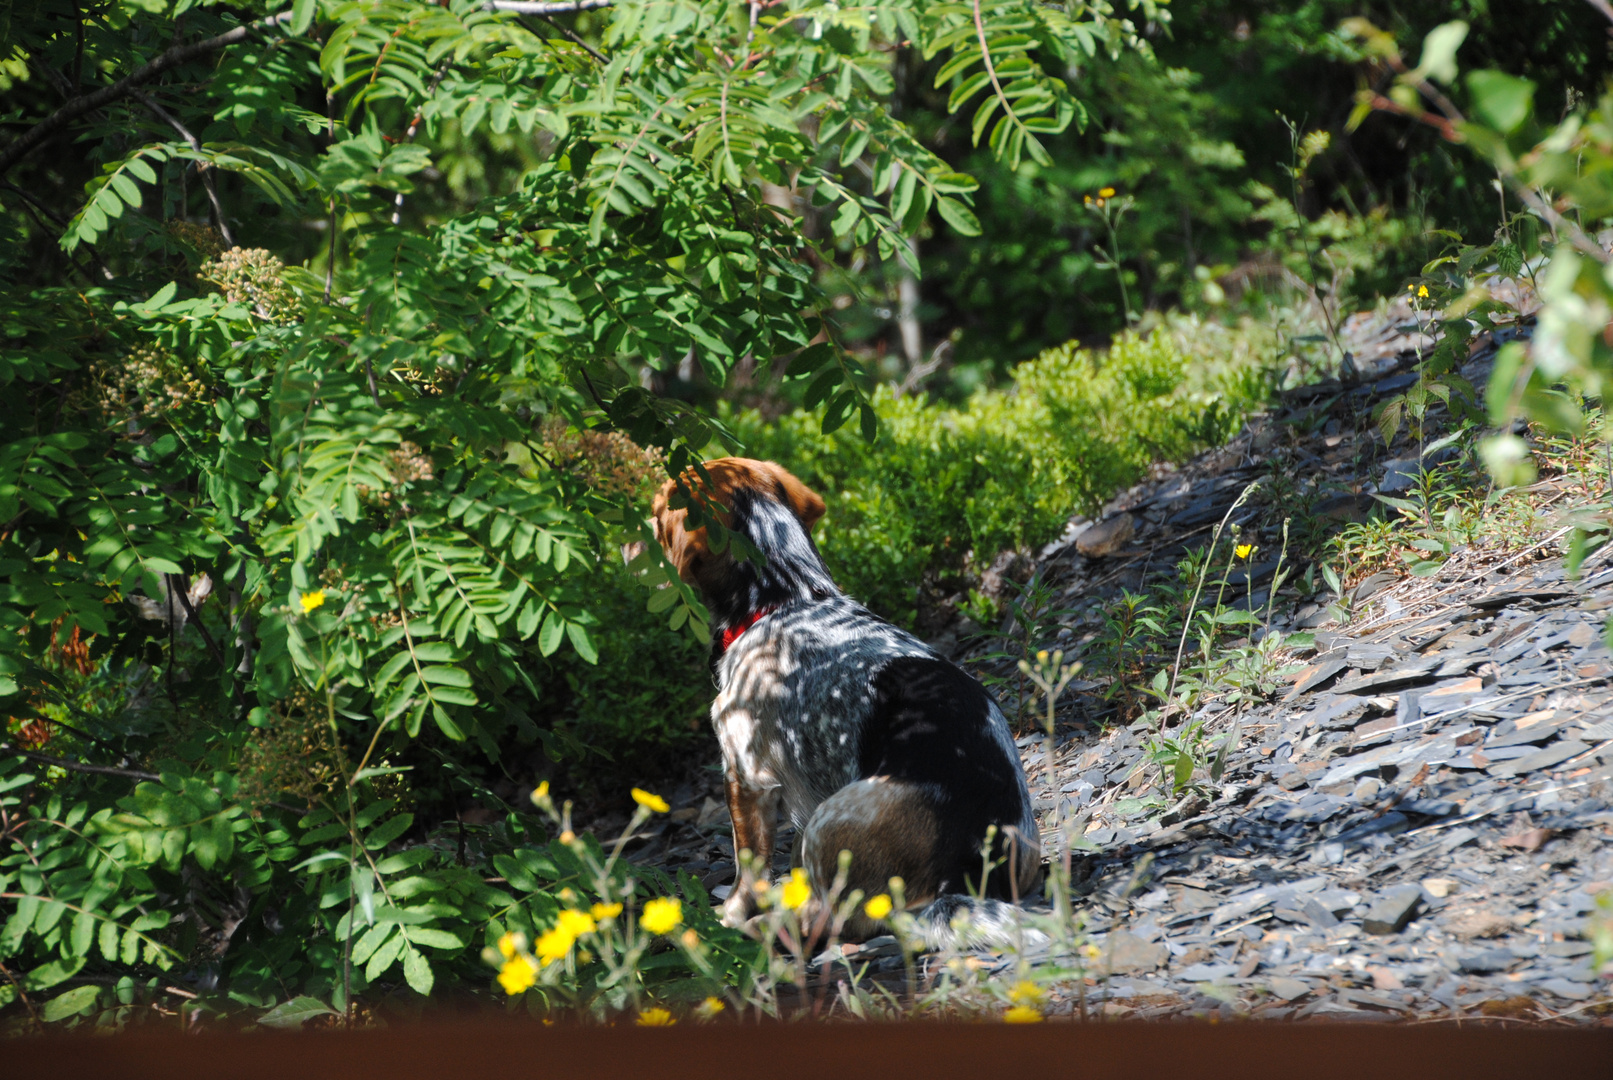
[733,317,1282,624]
[532,565,711,774]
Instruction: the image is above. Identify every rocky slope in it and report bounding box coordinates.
[627,299,1613,1024]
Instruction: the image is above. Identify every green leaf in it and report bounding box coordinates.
[1466,70,1534,135]
[935,197,981,237]
[1414,21,1467,84]
[258,995,338,1029]
[42,984,101,1022]
[401,945,434,995]
[291,0,318,35]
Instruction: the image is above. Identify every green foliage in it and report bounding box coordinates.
[0,0,1165,1027]
[1354,20,1613,498]
[734,317,1281,622]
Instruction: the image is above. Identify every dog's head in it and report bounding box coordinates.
[651,458,825,589]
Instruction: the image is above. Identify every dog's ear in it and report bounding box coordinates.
[650,476,711,584]
[757,462,826,532]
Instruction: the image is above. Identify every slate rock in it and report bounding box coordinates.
[1266,976,1313,1001]
[1077,513,1135,558]
[1362,884,1423,934]
[1178,962,1240,982]
[1457,948,1517,974]
[1537,978,1595,1001]
[1490,740,1588,777]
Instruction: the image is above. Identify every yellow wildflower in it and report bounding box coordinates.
[535,927,573,966]
[864,894,894,920]
[559,830,575,845]
[530,780,550,806]
[496,955,538,995]
[1036,649,1049,664]
[680,928,701,950]
[1099,186,1116,198]
[780,867,811,911]
[1081,943,1103,962]
[590,902,623,921]
[497,931,524,960]
[557,909,596,937]
[1003,1005,1044,1023]
[299,590,325,613]
[1235,543,1255,559]
[632,788,670,813]
[1008,980,1045,1006]
[1418,285,1429,298]
[641,896,682,935]
[636,1007,676,1026]
[696,996,725,1020]
[1083,195,1093,205]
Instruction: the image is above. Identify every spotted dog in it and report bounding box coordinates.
[651,458,1041,944]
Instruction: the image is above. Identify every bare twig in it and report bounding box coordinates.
[521,14,607,63]
[0,745,161,782]
[0,11,295,180]
[167,571,232,677]
[131,90,235,248]
[390,63,453,225]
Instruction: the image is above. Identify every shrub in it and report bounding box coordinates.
[733,317,1282,623]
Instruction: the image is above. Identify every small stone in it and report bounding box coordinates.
[694,796,727,828]
[1499,826,1553,852]
[1301,897,1340,928]
[1266,976,1312,1001]
[1444,910,1512,940]
[1491,740,1589,777]
[1366,965,1404,991]
[1457,948,1516,973]
[1237,955,1260,978]
[1538,978,1594,1001]
[1421,877,1458,899]
[1076,513,1135,558]
[1285,654,1350,700]
[1102,929,1168,974]
[1179,962,1240,981]
[1362,884,1422,934]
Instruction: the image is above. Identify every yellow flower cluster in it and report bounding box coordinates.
[1003,1005,1045,1023]
[863,893,893,920]
[299,590,326,613]
[636,1007,675,1027]
[641,896,682,935]
[1083,186,1117,208]
[536,908,596,965]
[632,787,670,813]
[780,868,811,911]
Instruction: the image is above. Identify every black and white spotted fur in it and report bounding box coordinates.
[654,461,1042,946]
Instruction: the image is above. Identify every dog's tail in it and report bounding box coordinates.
[907,894,1047,952]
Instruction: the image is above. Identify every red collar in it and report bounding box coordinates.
[719,606,776,653]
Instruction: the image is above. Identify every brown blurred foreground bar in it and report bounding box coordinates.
[9,1019,1613,1080]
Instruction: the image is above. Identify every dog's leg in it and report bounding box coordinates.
[722,773,780,927]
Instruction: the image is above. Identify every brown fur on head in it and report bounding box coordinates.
[650,458,825,588]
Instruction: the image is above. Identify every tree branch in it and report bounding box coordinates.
[484,0,614,13]
[131,90,236,248]
[0,744,161,782]
[0,10,294,181]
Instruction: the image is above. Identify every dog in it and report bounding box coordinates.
[651,457,1041,945]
